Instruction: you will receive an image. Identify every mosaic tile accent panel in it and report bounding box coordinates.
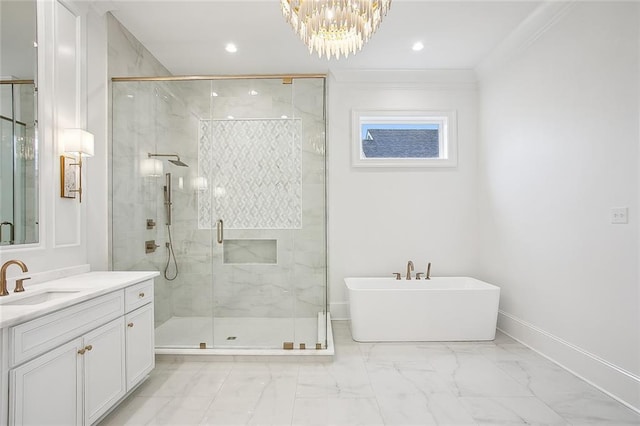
[199,119,302,229]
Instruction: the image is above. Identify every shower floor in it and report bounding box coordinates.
[154,315,322,349]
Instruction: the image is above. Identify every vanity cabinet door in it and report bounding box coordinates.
[9,337,83,425]
[83,318,126,425]
[125,303,154,390]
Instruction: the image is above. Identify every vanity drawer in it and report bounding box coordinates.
[10,291,125,367]
[125,280,154,312]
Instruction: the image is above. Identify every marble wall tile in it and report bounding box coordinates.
[107,14,171,78]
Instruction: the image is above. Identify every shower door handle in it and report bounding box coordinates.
[216,219,224,244]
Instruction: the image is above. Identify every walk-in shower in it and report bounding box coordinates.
[111,75,328,353]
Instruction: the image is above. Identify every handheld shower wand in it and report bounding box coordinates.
[163,173,178,281]
[164,173,172,226]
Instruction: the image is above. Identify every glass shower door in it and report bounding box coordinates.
[199,77,327,350]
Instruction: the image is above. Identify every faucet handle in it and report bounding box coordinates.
[14,276,30,293]
[415,272,424,280]
[392,273,401,280]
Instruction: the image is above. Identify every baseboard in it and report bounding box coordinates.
[498,310,640,414]
[329,302,349,320]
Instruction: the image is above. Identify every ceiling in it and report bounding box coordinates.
[107,0,541,76]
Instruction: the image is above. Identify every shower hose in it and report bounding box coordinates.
[164,224,178,281]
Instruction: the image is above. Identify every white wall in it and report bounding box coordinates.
[477,2,639,410]
[327,70,479,318]
[0,1,108,279]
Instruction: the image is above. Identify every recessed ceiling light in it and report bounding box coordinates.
[225,43,237,53]
[281,115,288,119]
[249,90,259,96]
[211,91,219,97]
[227,115,234,119]
[412,41,424,51]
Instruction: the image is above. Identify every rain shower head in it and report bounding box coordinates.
[148,153,189,167]
[168,158,189,167]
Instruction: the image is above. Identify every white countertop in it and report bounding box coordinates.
[0,271,159,328]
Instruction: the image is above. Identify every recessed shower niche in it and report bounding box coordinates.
[111,76,327,353]
[223,239,278,265]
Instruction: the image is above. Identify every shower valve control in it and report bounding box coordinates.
[146,219,156,229]
[145,240,160,254]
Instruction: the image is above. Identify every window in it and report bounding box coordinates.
[352,110,457,167]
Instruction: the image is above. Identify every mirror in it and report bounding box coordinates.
[0,0,38,246]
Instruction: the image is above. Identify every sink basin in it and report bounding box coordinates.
[1,290,82,306]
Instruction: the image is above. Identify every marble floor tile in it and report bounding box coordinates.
[99,396,173,425]
[376,395,439,425]
[180,368,230,398]
[459,396,567,425]
[536,388,640,425]
[366,361,453,397]
[296,367,375,398]
[359,342,439,363]
[149,396,214,425]
[425,393,479,425]
[292,397,384,425]
[477,342,546,363]
[427,346,534,397]
[134,367,206,398]
[99,322,640,426]
[494,357,596,397]
[201,373,297,425]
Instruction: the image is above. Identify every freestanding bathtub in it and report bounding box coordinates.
[345,277,500,342]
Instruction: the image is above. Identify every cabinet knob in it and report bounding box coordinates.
[139,292,145,298]
[128,322,134,328]
[78,348,86,355]
[85,345,93,351]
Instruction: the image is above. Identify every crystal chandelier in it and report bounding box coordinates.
[281,0,392,60]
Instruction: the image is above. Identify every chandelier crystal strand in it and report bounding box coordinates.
[281,0,391,60]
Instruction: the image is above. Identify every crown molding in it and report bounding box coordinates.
[329,69,478,92]
[475,1,577,82]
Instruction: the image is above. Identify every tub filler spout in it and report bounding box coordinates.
[406,260,414,280]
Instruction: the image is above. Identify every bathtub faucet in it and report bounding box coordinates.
[406,260,414,280]
[426,262,431,280]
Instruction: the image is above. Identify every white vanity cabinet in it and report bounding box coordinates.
[10,318,125,425]
[2,276,155,425]
[125,304,154,390]
[123,279,155,391]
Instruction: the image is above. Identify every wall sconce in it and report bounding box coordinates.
[60,129,94,202]
[140,158,163,177]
